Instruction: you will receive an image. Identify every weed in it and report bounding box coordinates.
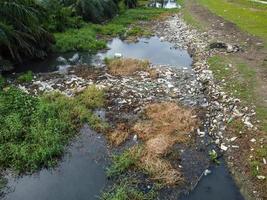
[54,26,106,53]
[101,178,157,200]
[0,75,5,88]
[0,86,106,172]
[77,85,105,109]
[17,71,33,83]
[54,7,176,53]
[209,150,220,165]
[107,147,141,177]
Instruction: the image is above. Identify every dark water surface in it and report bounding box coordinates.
[100,37,192,67]
[15,36,192,74]
[3,125,108,200]
[179,160,244,200]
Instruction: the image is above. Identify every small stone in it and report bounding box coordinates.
[133,134,138,142]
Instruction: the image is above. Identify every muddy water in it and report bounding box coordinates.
[2,125,109,200]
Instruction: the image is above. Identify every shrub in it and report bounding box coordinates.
[17,71,33,83]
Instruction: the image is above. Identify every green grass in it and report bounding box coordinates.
[208,55,256,103]
[17,71,34,83]
[0,85,106,173]
[198,0,267,43]
[54,26,106,53]
[101,178,157,200]
[54,7,178,52]
[107,148,141,177]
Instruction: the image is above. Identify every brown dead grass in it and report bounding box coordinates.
[133,102,198,141]
[132,102,199,185]
[107,123,129,146]
[106,58,157,78]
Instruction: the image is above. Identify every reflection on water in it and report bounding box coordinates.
[3,125,108,200]
[100,37,192,68]
[15,36,192,73]
[149,0,181,9]
[179,160,244,200]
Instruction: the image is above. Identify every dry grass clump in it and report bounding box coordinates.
[107,123,129,146]
[139,152,182,185]
[133,102,198,141]
[106,58,157,77]
[132,102,199,185]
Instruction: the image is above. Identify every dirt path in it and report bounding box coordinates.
[179,1,267,199]
[184,0,267,107]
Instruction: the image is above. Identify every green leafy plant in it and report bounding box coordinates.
[209,150,220,164]
[17,71,33,83]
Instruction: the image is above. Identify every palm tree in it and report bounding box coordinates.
[0,0,54,65]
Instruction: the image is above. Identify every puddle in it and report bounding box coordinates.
[99,37,192,67]
[179,160,244,200]
[148,0,181,9]
[2,125,109,200]
[14,36,192,74]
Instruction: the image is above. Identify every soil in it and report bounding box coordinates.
[185,0,267,106]
[183,1,267,199]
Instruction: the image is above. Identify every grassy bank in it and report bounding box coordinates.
[54,7,177,52]
[198,0,267,44]
[0,85,106,173]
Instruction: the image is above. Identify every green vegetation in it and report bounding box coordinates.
[208,55,256,103]
[55,7,171,52]
[198,0,267,43]
[17,71,34,83]
[101,178,157,200]
[54,25,106,52]
[0,0,54,66]
[209,150,220,165]
[107,148,141,177]
[0,85,106,172]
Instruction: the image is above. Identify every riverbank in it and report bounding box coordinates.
[178,0,267,199]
